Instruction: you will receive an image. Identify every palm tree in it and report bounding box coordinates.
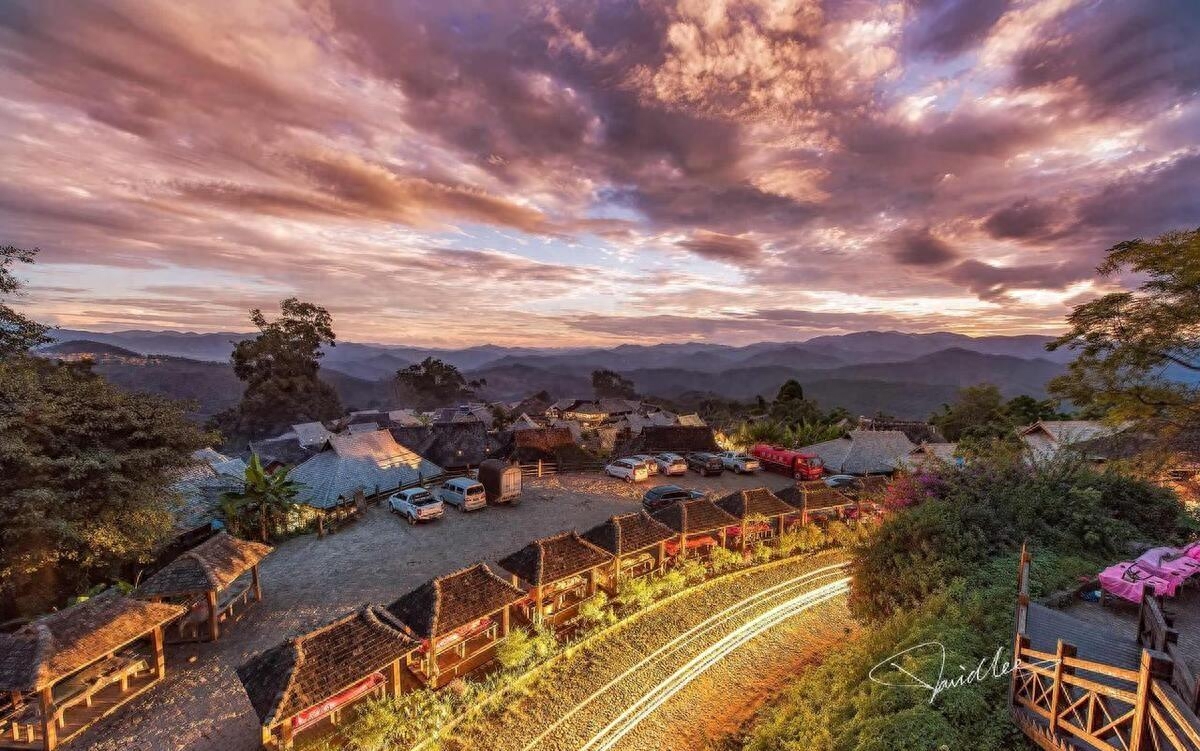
[220,454,302,542]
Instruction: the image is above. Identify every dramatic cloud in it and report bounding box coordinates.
[1,0,1197,345]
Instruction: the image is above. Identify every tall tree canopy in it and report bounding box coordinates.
[1049,229,1200,440]
[592,368,637,399]
[1,244,50,358]
[394,357,484,408]
[0,357,214,616]
[931,384,1065,443]
[212,298,343,442]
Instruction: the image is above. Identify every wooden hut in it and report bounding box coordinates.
[497,532,614,628]
[385,564,524,688]
[776,482,855,526]
[0,594,183,751]
[135,532,272,643]
[715,488,794,552]
[582,512,677,586]
[236,605,417,750]
[651,498,739,562]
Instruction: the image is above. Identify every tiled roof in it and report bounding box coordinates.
[676,413,705,427]
[776,482,852,511]
[290,430,442,509]
[798,430,914,475]
[715,487,793,519]
[390,422,496,468]
[386,564,524,639]
[582,512,677,556]
[136,532,271,598]
[618,426,719,455]
[249,433,316,469]
[0,593,184,691]
[1019,420,1125,445]
[292,422,332,448]
[237,605,417,725]
[651,498,739,535]
[498,532,613,587]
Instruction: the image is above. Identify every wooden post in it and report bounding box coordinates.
[261,724,274,749]
[587,568,597,597]
[207,589,220,642]
[777,514,786,542]
[534,584,544,625]
[1130,649,1174,751]
[656,541,666,571]
[280,717,295,750]
[678,533,687,560]
[425,639,438,685]
[152,626,166,680]
[317,513,325,538]
[38,687,56,751]
[390,659,402,698]
[252,565,262,602]
[1009,634,1029,710]
[718,527,727,550]
[501,605,510,637]
[537,459,543,478]
[1047,640,1075,732]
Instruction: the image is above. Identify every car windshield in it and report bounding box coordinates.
[410,492,435,505]
[811,457,824,467]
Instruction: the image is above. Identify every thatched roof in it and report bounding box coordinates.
[136,532,272,598]
[652,498,739,535]
[391,422,498,468]
[385,564,524,639]
[582,512,677,556]
[798,430,915,475]
[290,430,443,509]
[617,425,718,455]
[498,532,613,587]
[249,433,317,469]
[0,593,184,691]
[237,605,417,726]
[776,482,854,512]
[715,488,794,519]
[857,417,945,445]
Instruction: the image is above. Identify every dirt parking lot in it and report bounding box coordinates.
[71,469,795,751]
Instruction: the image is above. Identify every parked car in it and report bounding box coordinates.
[654,453,688,476]
[630,454,660,476]
[717,451,761,474]
[641,484,705,512]
[686,452,725,476]
[388,488,444,525]
[824,474,863,492]
[435,477,487,512]
[606,457,650,483]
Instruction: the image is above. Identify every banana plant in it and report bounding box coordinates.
[220,454,302,542]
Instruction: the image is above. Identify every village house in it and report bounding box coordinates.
[1018,419,1127,463]
[0,594,184,751]
[385,564,524,688]
[169,448,247,538]
[652,498,740,561]
[237,605,418,750]
[715,488,795,551]
[390,421,500,470]
[776,481,856,525]
[582,512,678,585]
[135,532,272,643]
[498,532,614,628]
[797,430,915,475]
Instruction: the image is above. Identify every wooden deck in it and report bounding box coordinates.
[1,673,161,751]
[1026,603,1142,671]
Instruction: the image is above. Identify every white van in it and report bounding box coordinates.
[605,458,650,483]
[436,477,488,512]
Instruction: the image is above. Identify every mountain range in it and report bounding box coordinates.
[40,329,1080,421]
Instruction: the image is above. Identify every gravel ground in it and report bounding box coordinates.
[68,470,794,751]
[443,552,851,751]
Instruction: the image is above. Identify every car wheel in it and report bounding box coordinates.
[407,514,416,526]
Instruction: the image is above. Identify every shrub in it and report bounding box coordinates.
[616,576,655,610]
[752,542,775,565]
[578,590,615,627]
[675,558,708,585]
[655,567,688,597]
[495,629,535,670]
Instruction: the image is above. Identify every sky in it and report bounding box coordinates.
[1,0,1198,347]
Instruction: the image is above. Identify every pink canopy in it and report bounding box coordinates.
[1136,547,1200,583]
[1099,561,1175,603]
[1184,541,1200,561]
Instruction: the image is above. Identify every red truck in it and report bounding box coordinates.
[751,444,825,481]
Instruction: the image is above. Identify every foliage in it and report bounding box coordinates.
[578,590,616,627]
[930,384,1065,443]
[1049,228,1200,459]
[616,575,656,610]
[730,418,844,451]
[211,298,342,442]
[769,379,824,425]
[0,244,50,359]
[592,368,637,399]
[495,628,536,669]
[708,545,743,574]
[219,454,301,542]
[340,689,453,751]
[0,355,214,617]
[395,357,484,409]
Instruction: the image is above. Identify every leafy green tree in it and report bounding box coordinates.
[212,298,343,442]
[1002,394,1066,427]
[769,378,822,424]
[0,244,50,358]
[592,368,637,399]
[220,454,302,542]
[394,357,484,409]
[1049,228,1200,442]
[0,356,214,616]
[930,384,1007,441]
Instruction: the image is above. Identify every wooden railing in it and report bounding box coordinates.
[1011,547,1200,750]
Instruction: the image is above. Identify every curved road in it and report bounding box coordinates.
[509,561,851,751]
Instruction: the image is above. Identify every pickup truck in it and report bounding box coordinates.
[717,451,761,473]
[388,488,444,525]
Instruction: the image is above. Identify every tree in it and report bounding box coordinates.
[219,454,301,542]
[1049,228,1200,440]
[394,357,484,408]
[930,384,1008,442]
[769,378,822,424]
[0,356,214,616]
[592,369,637,399]
[211,298,343,442]
[1,244,50,358]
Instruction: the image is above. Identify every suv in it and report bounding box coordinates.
[654,453,688,476]
[630,455,660,476]
[435,477,487,512]
[606,458,650,483]
[687,452,725,476]
[642,484,705,512]
[388,488,444,525]
[717,451,761,474]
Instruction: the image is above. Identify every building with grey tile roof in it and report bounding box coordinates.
[289,430,442,509]
[798,430,916,475]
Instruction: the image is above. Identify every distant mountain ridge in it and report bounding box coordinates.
[39,329,1076,421]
